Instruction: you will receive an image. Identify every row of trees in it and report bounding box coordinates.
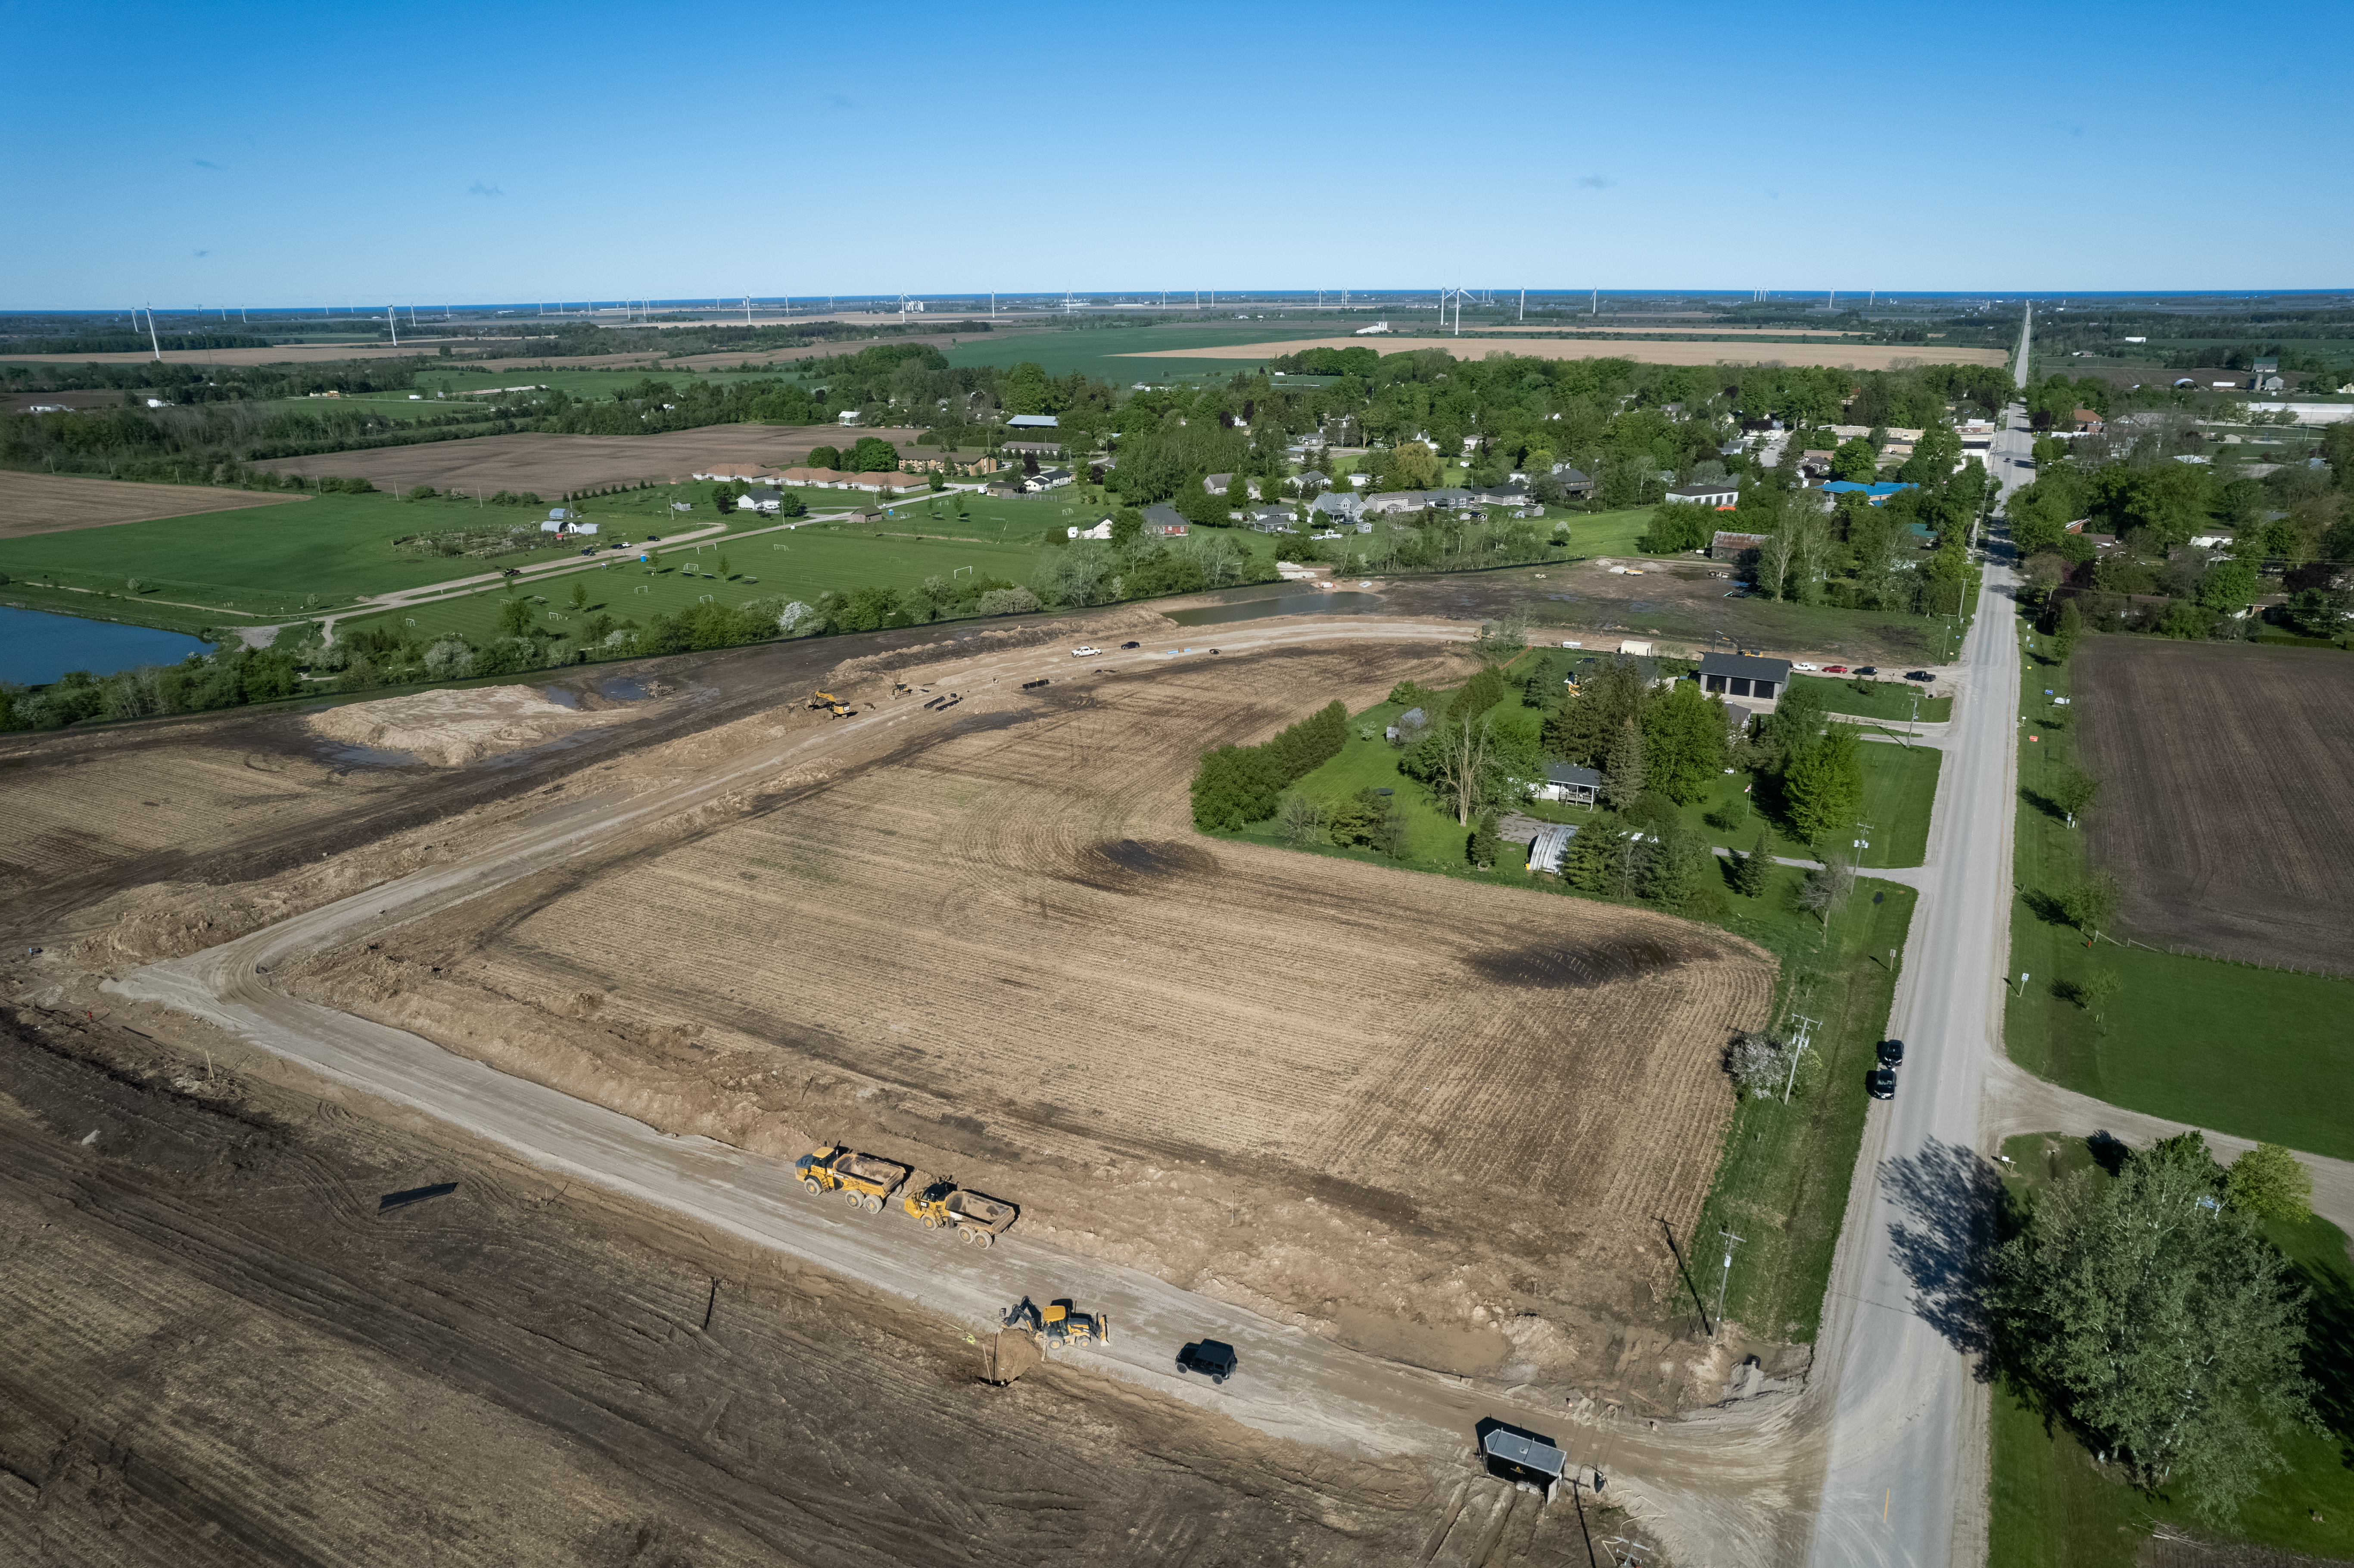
[1190,702,1350,830]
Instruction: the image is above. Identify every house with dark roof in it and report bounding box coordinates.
[1694,651,1792,705]
[1532,762,1601,806]
[1141,502,1190,536]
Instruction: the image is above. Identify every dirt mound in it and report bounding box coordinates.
[306,684,614,766]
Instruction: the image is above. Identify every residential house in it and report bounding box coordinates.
[737,487,785,514]
[1666,482,1740,509]
[2070,408,2105,435]
[836,410,862,426]
[1205,472,1239,497]
[1817,480,1918,506]
[1423,487,1476,510]
[1361,492,1423,517]
[1548,464,1596,498]
[1142,503,1190,536]
[1295,469,1331,491]
[1067,517,1113,541]
[1693,651,1792,705]
[1023,467,1073,492]
[1250,508,1298,533]
[2250,358,2283,392]
[982,481,1022,499]
[1532,762,1601,806]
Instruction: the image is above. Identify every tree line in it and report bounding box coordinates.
[1190,702,1351,830]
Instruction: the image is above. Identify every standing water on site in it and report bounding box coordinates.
[0,605,217,685]
[1164,591,1384,626]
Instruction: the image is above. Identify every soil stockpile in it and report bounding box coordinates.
[305,684,622,767]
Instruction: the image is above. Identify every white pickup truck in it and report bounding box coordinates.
[1070,646,1101,658]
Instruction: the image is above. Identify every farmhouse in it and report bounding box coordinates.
[1694,651,1791,704]
[1533,762,1602,805]
[1666,482,1740,509]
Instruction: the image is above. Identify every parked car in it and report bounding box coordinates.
[1792,661,1820,671]
[1120,641,1141,649]
[1877,1039,1905,1067]
[1176,1339,1238,1384]
[1903,670,1935,683]
[1824,665,1849,674]
[1867,1066,1896,1100]
[1852,666,1878,677]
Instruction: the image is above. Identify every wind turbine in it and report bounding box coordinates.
[388,305,399,347]
[142,303,161,360]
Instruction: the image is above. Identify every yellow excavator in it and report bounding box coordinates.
[806,690,855,718]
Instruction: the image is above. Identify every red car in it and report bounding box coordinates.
[1824,665,1849,674]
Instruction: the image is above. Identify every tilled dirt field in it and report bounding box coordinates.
[269,425,926,494]
[279,640,1775,1398]
[0,471,312,538]
[1126,336,2008,370]
[2073,638,2354,974]
[0,1004,1554,1567]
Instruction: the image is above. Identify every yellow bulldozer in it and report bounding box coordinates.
[902,1181,1018,1248]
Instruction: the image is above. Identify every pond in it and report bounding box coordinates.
[0,605,218,686]
[1163,591,1385,627]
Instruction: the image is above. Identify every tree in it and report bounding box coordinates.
[1639,682,1730,803]
[1277,792,1324,846]
[1831,437,1878,482]
[2048,765,2099,826]
[568,580,589,612]
[496,596,535,638]
[846,436,900,474]
[1175,481,1229,529]
[1387,441,1440,490]
[1797,852,1856,929]
[1988,1141,2314,1523]
[716,554,731,580]
[1109,507,1145,550]
[2198,558,2259,614]
[2227,1144,2314,1223]
[807,445,841,472]
[2061,869,2120,942]
[1468,811,1502,871]
[1784,723,1864,841]
[1600,718,1647,809]
[1732,829,1772,897]
[1433,714,1497,826]
[709,481,737,513]
[1561,820,1616,892]
[2052,597,2083,657]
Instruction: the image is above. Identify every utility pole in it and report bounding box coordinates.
[1782,1014,1818,1104]
[1713,1227,1746,1336]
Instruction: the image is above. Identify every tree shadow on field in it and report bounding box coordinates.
[1881,1137,2001,1363]
[2021,886,2073,927]
[2017,784,2071,825]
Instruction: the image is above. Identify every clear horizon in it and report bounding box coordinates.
[5,0,2350,308]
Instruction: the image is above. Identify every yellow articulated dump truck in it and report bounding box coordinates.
[902,1181,1018,1248]
[794,1146,909,1214]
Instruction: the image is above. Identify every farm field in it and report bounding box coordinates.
[2005,634,2354,1160]
[1986,1133,2354,1567]
[267,424,926,495]
[0,471,314,539]
[289,641,1778,1398]
[1126,335,2013,370]
[937,322,1330,381]
[2071,637,2354,975]
[338,526,1047,647]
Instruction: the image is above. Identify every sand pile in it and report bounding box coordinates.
[307,685,612,766]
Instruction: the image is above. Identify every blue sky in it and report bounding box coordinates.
[6,0,2348,308]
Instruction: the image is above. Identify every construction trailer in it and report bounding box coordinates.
[794,1147,910,1213]
[902,1182,1018,1247]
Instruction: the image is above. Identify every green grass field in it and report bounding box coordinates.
[337,526,1047,647]
[1661,739,1942,870]
[2003,633,2354,1159]
[1988,1132,2354,1566]
[0,482,802,626]
[1786,672,1954,724]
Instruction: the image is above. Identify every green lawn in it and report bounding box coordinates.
[0,482,791,626]
[2004,635,2354,1160]
[1557,507,1664,559]
[1786,672,1954,724]
[1211,669,1918,1344]
[1989,1133,2354,1566]
[337,527,1046,647]
[1658,740,1941,870]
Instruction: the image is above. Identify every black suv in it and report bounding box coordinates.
[1903,670,1934,683]
[1176,1339,1237,1384]
[1852,666,1878,677]
[1867,1066,1896,1100]
[1877,1039,1905,1067]
[1121,641,1141,649]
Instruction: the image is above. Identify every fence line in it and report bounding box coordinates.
[2103,932,2348,984]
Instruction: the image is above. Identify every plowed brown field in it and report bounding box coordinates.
[296,640,1772,1392]
[269,424,925,493]
[0,471,311,538]
[2073,638,2354,974]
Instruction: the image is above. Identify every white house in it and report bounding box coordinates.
[737,487,785,514]
[1067,517,1113,540]
[1532,763,1601,806]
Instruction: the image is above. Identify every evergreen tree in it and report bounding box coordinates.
[1784,722,1863,841]
[1601,718,1647,809]
[1468,811,1502,871]
[1562,821,1615,893]
[1733,828,1772,896]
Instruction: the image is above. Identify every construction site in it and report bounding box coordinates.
[0,607,1803,1566]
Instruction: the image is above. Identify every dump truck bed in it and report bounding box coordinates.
[833,1152,909,1186]
[945,1191,1017,1231]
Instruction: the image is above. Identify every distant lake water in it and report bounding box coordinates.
[0,605,217,685]
[1164,591,1385,626]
